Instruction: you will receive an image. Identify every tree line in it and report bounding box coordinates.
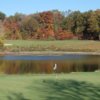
[0,9,100,40]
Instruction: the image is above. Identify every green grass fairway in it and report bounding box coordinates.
[0,72,100,100]
[4,40,100,52]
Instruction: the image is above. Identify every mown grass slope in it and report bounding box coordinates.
[4,40,100,52]
[0,72,100,100]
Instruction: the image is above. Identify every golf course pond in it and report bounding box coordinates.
[0,54,100,74]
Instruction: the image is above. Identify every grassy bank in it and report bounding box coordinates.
[0,72,100,100]
[3,40,100,52]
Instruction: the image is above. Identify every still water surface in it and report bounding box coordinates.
[0,54,100,74]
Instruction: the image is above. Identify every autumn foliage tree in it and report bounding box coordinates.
[1,10,100,40]
[4,15,22,39]
[35,11,54,39]
[20,16,39,39]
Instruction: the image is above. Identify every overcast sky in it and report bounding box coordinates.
[0,0,100,16]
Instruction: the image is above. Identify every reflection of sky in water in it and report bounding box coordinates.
[0,55,100,61]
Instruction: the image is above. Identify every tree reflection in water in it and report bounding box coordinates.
[0,58,99,74]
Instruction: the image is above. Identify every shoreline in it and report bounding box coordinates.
[0,51,100,56]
